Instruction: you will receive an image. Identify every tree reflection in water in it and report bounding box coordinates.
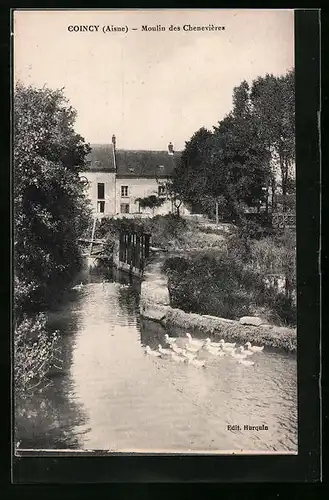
[15,297,90,450]
[139,317,168,350]
[116,272,141,319]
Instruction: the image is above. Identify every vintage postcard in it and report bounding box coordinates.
[13,8,301,459]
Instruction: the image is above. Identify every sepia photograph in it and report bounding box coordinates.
[13,9,297,455]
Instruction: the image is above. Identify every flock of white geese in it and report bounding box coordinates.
[145,333,264,368]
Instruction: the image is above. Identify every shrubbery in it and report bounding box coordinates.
[163,250,296,327]
[14,314,61,396]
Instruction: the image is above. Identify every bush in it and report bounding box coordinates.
[270,293,296,327]
[165,253,264,319]
[14,313,61,395]
[164,251,296,326]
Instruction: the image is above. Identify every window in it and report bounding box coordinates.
[97,183,105,200]
[98,201,105,213]
[121,186,128,197]
[120,203,130,214]
[158,185,166,196]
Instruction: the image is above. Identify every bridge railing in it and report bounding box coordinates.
[118,231,150,276]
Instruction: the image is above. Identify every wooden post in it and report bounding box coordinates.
[215,200,219,224]
[89,217,97,256]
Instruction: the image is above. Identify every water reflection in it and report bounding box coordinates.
[140,317,167,349]
[15,264,298,453]
[15,310,89,450]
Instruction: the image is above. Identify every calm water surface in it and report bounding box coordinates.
[16,266,297,453]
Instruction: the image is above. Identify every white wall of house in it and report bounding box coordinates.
[80,172,190,218]
[116,177,168,215]
[80,171,116,218]
[116,178,190,216]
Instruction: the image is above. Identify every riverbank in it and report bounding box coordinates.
[140,251,297,352]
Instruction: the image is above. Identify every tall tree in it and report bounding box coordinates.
[210,80,270,220]
[250,71,295,212]
[171,127,214,215]
[14,83,92,314]
[172,71,295,222]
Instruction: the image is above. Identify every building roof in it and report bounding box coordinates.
[85,144,116,172]
[116,150,180,178]
[85,144,180,178]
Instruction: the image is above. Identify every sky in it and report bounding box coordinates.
[14,9,294,151]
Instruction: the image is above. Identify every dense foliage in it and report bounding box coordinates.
[172,71,295,223]
[136,195,165,214]
[14,83,92,315]
[95,214,224,252]
[14,83,92,395]
[14,313,61,394]
[163,250,296,327]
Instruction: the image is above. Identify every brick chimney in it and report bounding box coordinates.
[168,142,174,155]
[112,134,116,151]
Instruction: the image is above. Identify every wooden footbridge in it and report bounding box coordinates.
[78,217,107,258]
[78,217,150,276]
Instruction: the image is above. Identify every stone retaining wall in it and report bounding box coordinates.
[139,252,171,322]
[139,251,297,352]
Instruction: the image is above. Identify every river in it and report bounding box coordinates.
[15,264,298,454]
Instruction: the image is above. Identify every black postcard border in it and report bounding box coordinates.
[0,7,322,487]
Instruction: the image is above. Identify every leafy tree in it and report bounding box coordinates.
[172,71,295,223]
[173,90,270,222]
[163,178,183,217]
[171,127,214,215]
[14,83,92,315]
[210,81,270,221]
[250,71,295,212]
[136,195,164,215]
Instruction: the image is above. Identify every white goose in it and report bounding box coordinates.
[221,344,236,354]
[164,333,176,346]
[186,333,204,349]
[185,343,203,354]
[203,339,224,356]
[230,348,248,360]
[238,358,255,367]
[245,342,264,353]
[238,346,254,357]
[204,338,223,349]
[145,346,161,357]
[72,282,84,291]
[164,334,187,348]
[158,344,172,357]
[219,339,236,348]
